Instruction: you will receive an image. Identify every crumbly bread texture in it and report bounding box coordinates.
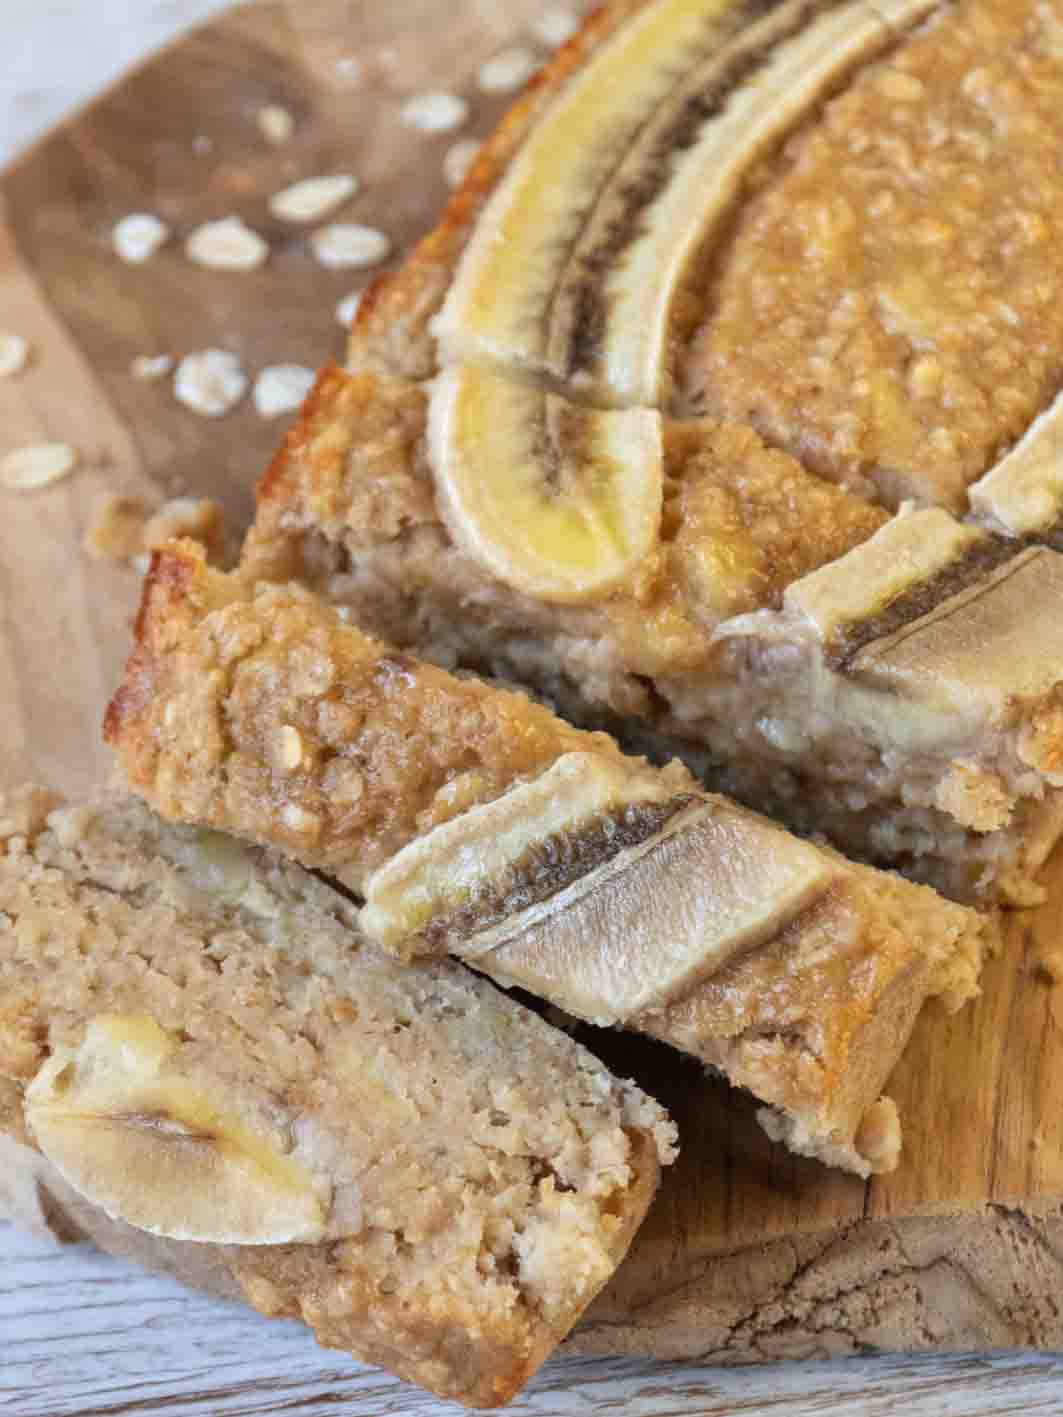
[104,546,991,1176]
[104,539,688,899]
[0,785,672,1408]
[687,0,1063,510]
[243,365,1063,907]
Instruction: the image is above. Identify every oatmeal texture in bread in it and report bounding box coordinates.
[686,0,1063,510]
[243,367,1063,907]
[105,545,990,1176]
[0,786,671,1407]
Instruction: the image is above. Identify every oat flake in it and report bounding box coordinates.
[253,365,316,418]
[0,334,29,378]
[174,350,248,417]
[113,213,171,265]
[311,224,391,270]
[532,6,579,48]
[401,92,468,134]
[269,175,359,223]
[185,217,269,271]
[0,443,78,491]
[478,48,537,94]
[336,291,365,328]
[258,105,294,144]
[130,354,173,381]
[444,139,480,189]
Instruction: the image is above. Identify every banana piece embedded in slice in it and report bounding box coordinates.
[361,755,838,1023]
[361,751,693,954]
[433,0,765,383]
[469,797,840,1026]
[25,1015,328,1245]
[428,365,662,603]
[968,391,1063,547]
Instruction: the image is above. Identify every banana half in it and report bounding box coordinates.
[434,0,939,406]
[26,1015,329,1245]
[428,365,662,602]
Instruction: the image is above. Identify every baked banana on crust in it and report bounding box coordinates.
[105,543,990,1177]
[0,786,671,1408]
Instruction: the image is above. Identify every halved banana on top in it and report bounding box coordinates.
[428,365,662,602]
[435,0,939,407]
[26,1015,328,1245]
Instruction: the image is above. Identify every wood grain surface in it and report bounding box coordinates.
[2,2,1063,1412]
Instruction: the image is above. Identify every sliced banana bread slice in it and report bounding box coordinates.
[0,785,672,1408]
[104,543,991,1176]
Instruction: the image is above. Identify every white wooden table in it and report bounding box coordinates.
[2,4,1063,1413]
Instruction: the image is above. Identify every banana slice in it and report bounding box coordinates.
[969,391,1063,547]
[554,0,908,406]
[436,0,940,406]
[25,1015,328,1245]
[433,0,763,382]
[360,751,691,954]
[428,365,662,603]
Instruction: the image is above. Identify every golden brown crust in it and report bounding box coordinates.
[346,0,653,381]
[105,540,631,891]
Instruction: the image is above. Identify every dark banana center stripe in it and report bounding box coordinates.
[420,795,698,951]
[561,0,881,381]
[825,535,1027,672]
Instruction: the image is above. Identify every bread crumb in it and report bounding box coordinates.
[0,333,29,378]
[269,176,358,223]
[400,92,468,134]
[0,443,78,491]
[185,217,269,271]
[130,354,173,381]
[443,139,480,189]
[254,365,316,418]
[86,495,225,564]
[478,48,537,94]
[310,224,391,270]
[113,213,170,265]
[257,105,294,144]
[855,1096,902,1174]
[144,498,225,562]
[84,495,152,561]
[174,350,248,416]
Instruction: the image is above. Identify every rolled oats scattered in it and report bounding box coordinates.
[336,290,365,328]
[443,138,480,189]
[400,91,468,134]
[531,6,579,48]
[257,104,294,144]
[253,364,316,418]
[478,48,537,94]
[130,354,173,381]
[0,443,78,491]
[112,213,171,265]
[269,175,359,223]
[0,334,29,379]
[174,350,248,417]
[185,217,269,270]
[310,223,391,270]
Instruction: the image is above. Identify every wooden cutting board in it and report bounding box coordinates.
[2,0,1063,1368]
